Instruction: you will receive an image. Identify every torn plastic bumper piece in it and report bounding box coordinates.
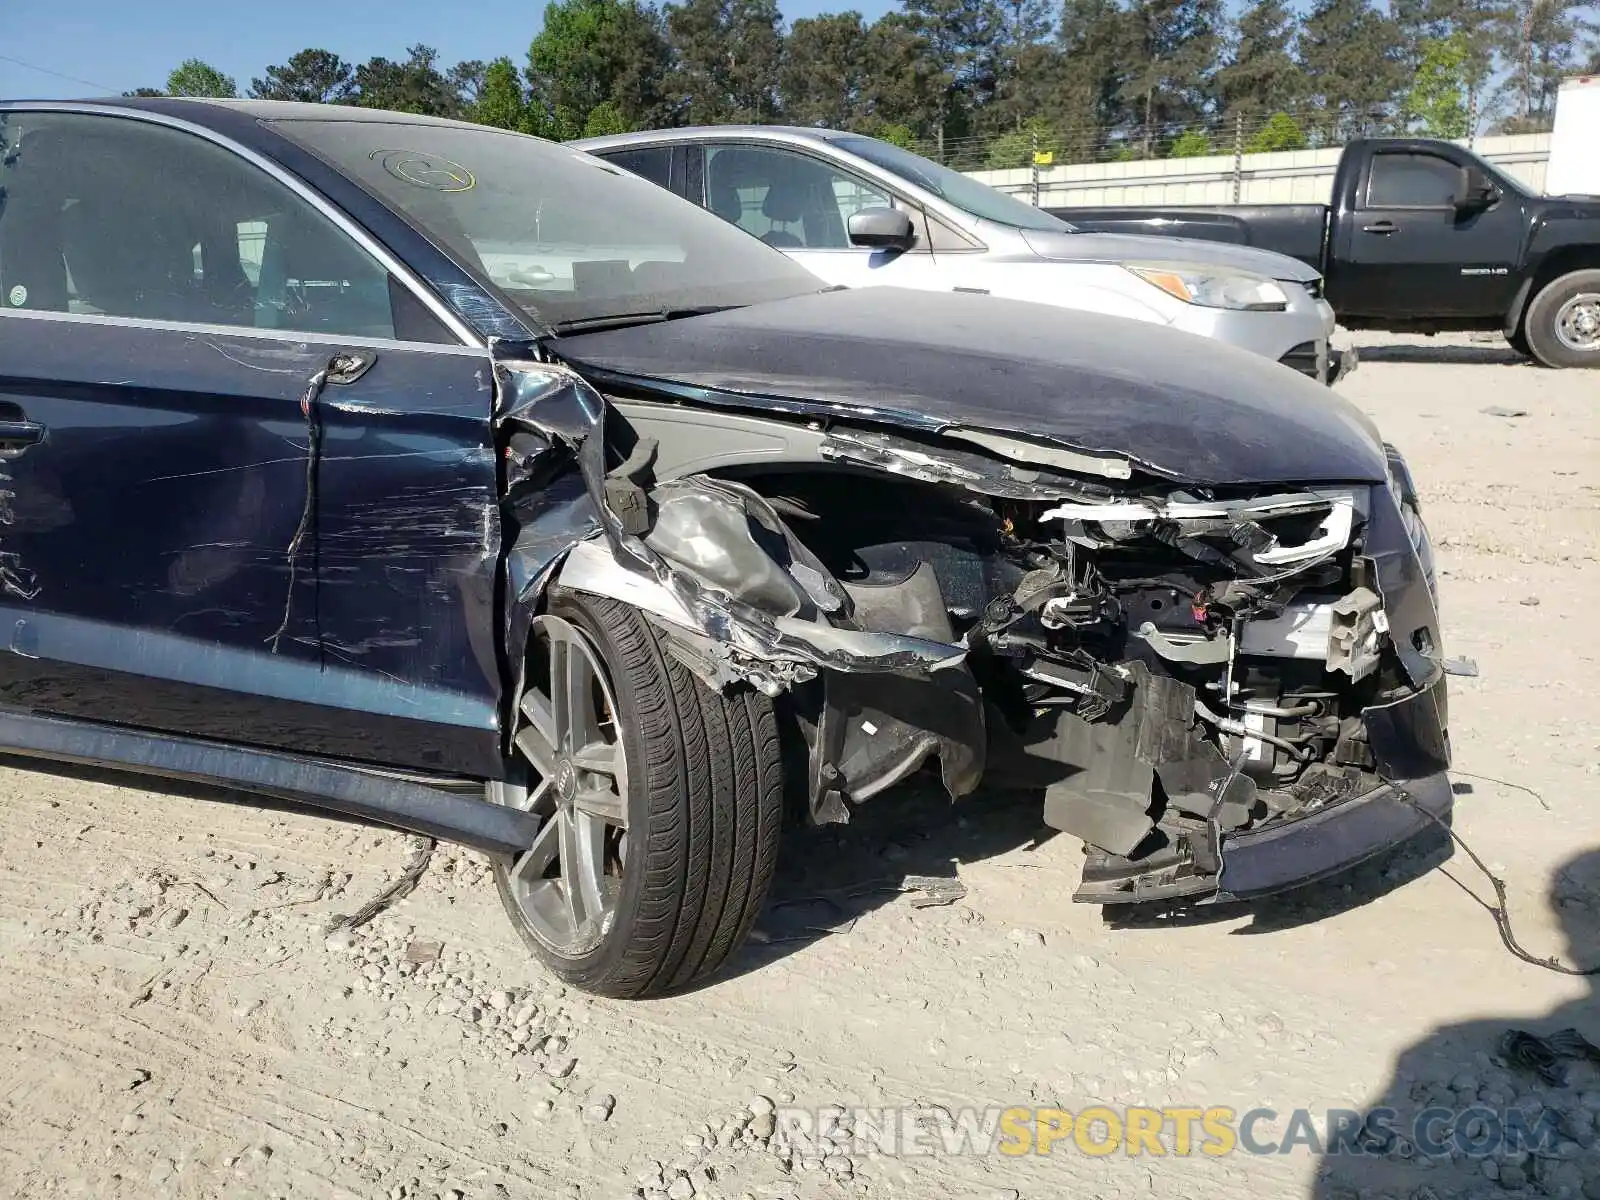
[1072,676,1452,904]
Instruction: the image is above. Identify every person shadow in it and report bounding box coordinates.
[1310,848,1600,1200]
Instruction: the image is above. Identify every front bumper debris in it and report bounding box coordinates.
[1330,344,1359,384]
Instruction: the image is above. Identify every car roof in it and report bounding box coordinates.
[0,96,511,134]
[571,126,851,153]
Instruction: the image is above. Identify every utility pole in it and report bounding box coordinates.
[1232,111,1244,203]
[1031,128,1040,207]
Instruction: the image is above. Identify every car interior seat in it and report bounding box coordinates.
[758,185,806,249]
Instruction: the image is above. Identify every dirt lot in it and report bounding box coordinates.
[2,333,1597,1200]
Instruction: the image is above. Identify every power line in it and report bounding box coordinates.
[0,53,116,94]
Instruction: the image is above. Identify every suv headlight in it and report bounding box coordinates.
[1127,266,1289,312]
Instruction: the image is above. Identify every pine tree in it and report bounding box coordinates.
[1492,0,1596,128]
[664,0,785,124]
[250,50,354,104]
[1119,0,1224,157]
[779,12,871,128]
[1217,0,1301,125]
[1296,0,1407,140]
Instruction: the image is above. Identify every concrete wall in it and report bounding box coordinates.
[970,133,1552,207]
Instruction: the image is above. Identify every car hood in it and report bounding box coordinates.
[554,288,1386,487]
[1019,227,1323,283]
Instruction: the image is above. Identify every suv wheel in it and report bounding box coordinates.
[491,592,784,998]
[1525,269,1600,369]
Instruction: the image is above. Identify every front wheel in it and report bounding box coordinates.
[491,591,784,998]
[1524,270,1600,369]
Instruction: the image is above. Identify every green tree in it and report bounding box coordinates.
[250,49,354,103]
[166,59,238,98]
[1392,0,1497,133]
[854,13,945,138]
[122,87,166,97]
[1051,0,1136,160]
[352,45,461,115]
[876,122,919,147]
[581,100,632,134]
[1217,0,1301,123]
[1296,0,1407,140]
[984,0,1057,135]
[779,12,871,128]
[899,0,1006,154]
[1492,0,1596,127]
[1245,110,1309,150]
[664,0,786,123]
[530,0,672,136]
[1119,0,1224,157]
[983,115,1060,166]
[1405,33,1472,137]
[1168,128,1213,155]
[473,57,539,132]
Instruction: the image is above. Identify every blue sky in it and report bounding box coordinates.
[1,0,900,99]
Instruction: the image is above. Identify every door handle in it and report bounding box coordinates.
[1362,221,1398,234]
[0,419,44,455]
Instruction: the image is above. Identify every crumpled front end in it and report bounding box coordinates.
[494,343,1449,906]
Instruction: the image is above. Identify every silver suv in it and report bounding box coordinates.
[575,126,1352,385]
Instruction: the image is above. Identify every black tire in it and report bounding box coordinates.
[1523,269,1600,369]
[493,591,784,998]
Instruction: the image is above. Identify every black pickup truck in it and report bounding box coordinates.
[1051,137,1600,369]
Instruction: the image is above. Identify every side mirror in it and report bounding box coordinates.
[847,207,916,251]
[1454,165,1498,214]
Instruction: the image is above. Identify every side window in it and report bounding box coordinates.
[704,144,893,250]
[1366,153,1461,208]
[0,112,398,339]
[600,146,672,190]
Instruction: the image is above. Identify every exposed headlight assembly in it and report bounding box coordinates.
[1128,266,1289,312]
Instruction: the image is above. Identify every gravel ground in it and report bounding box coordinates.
[1,332,1596,1200]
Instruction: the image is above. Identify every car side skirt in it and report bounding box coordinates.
[0,706,538,856]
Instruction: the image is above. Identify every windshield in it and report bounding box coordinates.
[832,136,1074,234]
[267,119,826,330]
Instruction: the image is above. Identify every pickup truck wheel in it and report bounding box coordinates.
[490,592,784,999]
[1525,270,1600,368]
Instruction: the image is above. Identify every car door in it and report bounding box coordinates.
[696,142,947,290]
[0,108,504,778]
[1333,147,1525,320]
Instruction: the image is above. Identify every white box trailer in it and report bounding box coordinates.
[1546,74,1599,196]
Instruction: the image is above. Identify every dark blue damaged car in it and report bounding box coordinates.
[0,99,1450,998]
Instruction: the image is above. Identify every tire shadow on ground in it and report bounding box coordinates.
[1354,342,1529,366]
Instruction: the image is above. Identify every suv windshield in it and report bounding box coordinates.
[267,119,825,330]
[832,136,1074,234]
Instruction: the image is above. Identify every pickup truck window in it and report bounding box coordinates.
[1366,152,1460,209]
[705,144,892,250]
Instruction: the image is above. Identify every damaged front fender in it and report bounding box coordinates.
[492,347,972,710]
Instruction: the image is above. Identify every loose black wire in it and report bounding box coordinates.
[1395,783,1599,977]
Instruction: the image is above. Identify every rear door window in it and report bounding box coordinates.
[598,146,672,190]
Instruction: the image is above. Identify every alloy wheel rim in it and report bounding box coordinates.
[500,614,629,956]
[1554,292,1600,354]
